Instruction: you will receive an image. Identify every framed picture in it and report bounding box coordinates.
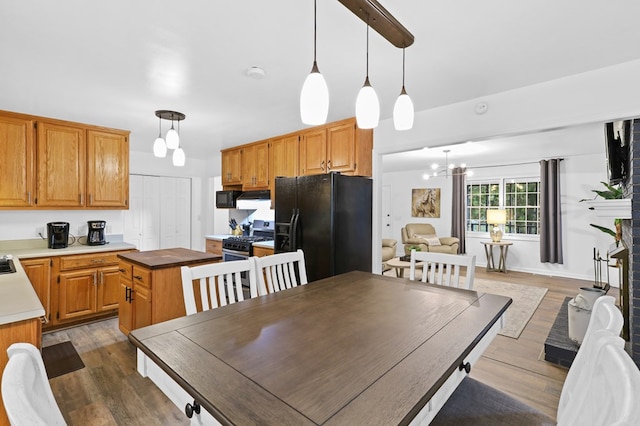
[411,188,441,218]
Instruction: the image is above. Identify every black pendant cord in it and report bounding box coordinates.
[157,117,162,138]
[313,0,317,64]
[402,47,405,88]
[365,16,370,78]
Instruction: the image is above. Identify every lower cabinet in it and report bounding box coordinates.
[20,257,52,327]
[53,250,134,326]
[118,260,152,335]
[252,246,274,258]
[205,239,222,256]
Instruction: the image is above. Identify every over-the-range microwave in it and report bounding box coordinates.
[215,190,242,209]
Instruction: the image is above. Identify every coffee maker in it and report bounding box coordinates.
[87,220,107,245]
[47,222,70,249]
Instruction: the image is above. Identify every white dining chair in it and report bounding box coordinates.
[409,250,476,290]
[432,294,632,425]
[180,258,258,315]
[1,342,67,426]
[254,249,308,295]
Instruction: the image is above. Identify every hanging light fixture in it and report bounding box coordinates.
[300,0,329,125]
[154,110,186,166]
[153,115,167,157]
[355,16,379,129]
[422,149,472,179]
[393,47,414,130]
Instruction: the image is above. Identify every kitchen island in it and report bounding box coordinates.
[117,248,222,335]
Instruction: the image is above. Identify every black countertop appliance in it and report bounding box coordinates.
[87,220,107,245]
[274,173,372,282]
[47,222,70,249]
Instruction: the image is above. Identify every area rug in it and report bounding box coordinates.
[473,278,548,339]
[42,341,85,379]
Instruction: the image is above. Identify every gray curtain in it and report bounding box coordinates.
[451,167,466,254]
[540,159,563,263]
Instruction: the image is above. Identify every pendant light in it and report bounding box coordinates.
[172,147,185,167]
[153,115,167,157]
[393,47,414,130]
[300,0,329,125]
[165,118,180,150]
[355,18,379,129]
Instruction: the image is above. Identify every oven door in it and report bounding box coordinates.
[221,248,251,295]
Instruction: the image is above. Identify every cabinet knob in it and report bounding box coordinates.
[459,361,471,374]
[185,400,201,418]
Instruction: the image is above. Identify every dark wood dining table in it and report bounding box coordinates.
[129,270,511,425]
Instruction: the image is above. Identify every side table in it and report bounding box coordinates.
[481,241,513,273]
[385,257,423,278]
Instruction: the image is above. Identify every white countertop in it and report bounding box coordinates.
[253,240,274,249]
[0,238,137,326]
[204,234,234,241]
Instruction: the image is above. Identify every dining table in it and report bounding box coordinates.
[129,270,512,425]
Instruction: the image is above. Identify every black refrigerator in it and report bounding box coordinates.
[274,173,372,283]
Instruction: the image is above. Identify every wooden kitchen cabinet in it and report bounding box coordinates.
[242,141,269,190]
[300,118,372,177]
[35,120,86,207]
[252,245,274,258]
[0,109,129,210]
[86,129,129,207]
[118,248,222,336]
[205,239,222,255]
[0,114,35,208]
[20,257,52,327]
[53,250,133,325]
[221,147,243,186]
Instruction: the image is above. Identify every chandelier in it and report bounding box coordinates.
[153,110,186,167]
[422,149,473,179]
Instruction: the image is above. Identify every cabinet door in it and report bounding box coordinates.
[221,148,242,185]
[242,142,269,190]
[299,128,327,176]
[133,284,152,330]
[21,258,51,324]
[97,265,120,311]
[86,129,129,208]
[270,135,299,179]
[118,279,133,335]
[36,121,86,207]
[205,239,222,255]
[327,122,356,174]
[0,114,35,207]
[58,269,97,320]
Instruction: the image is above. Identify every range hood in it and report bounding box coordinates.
[236,190,271,210]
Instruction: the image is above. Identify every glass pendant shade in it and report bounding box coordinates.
[172,147,185,167]
[166,126,179,149]
[300,62,329,125]
[393,87,414,130]
[355,78,380,129]
[153,136,167,157]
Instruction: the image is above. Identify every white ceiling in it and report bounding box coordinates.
[1,0,639,167]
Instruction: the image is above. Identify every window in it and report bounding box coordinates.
[466,178,540,236]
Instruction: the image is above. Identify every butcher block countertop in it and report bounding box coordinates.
[117,247,222,269]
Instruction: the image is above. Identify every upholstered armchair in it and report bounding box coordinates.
[401,223,459,255]
[382,238,398,263]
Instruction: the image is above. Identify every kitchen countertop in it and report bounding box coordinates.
[204,234,234,241]
[253,240,274,249]
[0,238,137,326]
[118,248,221,269]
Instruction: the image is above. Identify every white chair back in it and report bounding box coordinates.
[409,250,476,290]
[255,249,308,295]
[181,258,258,315]
[558,295,623,417]
[1,343,66,426]
[557,334,640,426]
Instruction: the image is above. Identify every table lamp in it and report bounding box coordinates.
[487,209,507,242]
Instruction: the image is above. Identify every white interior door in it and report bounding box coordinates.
[142,176,161,250]
[123,175,143,249]
[174,178,191,248]
[160,177,177,249]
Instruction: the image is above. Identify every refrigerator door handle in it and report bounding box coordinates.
[290,209,300,250]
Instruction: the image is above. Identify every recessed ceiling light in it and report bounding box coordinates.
[247,66,265,79]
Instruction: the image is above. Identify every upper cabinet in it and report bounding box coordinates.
[242,141,269,190]
[0,110,130,210]
[221,147,242,186]
[221,117,372,192]
[0,114,35,207]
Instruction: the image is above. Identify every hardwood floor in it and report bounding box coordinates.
[43,269,614,424]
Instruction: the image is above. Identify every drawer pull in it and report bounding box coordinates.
[185,400,201,418]
[459,361,471,374]
[133,275,143,281]
[119,268,126,273]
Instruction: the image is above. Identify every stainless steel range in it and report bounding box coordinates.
[222,219,274,261]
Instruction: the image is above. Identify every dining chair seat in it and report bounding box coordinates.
[181,258,258,315]
[409,250,476,290]
[255,249,308,295]
[1,342,67,426]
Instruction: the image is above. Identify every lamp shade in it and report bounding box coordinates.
[393,90,414,130]
[486,209,507,225]
[172,147,185,167]
[355,78,380,129]
[166,127,179,149]
[300,63,329,125]
[153,137,167,157]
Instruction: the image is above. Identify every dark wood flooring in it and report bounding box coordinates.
[43,269,615,424]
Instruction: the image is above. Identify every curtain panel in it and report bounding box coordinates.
[540,159,563,263]
[451,167,466,254]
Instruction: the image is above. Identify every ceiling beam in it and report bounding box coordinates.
[337,0,414,48]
